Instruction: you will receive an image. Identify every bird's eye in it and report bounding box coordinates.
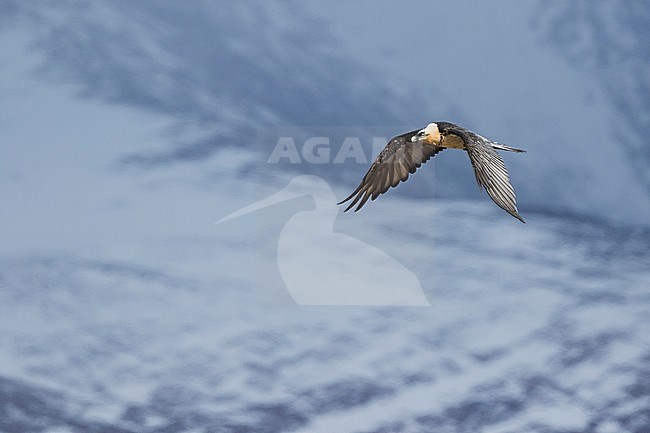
[416,131,425,137]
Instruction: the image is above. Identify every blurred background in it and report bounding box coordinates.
[1,1,649,432]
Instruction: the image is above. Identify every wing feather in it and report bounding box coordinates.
[338,129,444,212]
[444,126,525,223]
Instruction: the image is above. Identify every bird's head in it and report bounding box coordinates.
[411,122,441,145]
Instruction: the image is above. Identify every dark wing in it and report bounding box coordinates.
[445,126,525,223]
[338,129,444,212]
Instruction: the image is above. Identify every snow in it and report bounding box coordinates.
[303,0,650,224]
[1,2,650,432]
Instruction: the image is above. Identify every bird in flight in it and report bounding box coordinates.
[338,122,526,223]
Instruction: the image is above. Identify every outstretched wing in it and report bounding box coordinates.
[445,126,525,223]
[338,129,444,212]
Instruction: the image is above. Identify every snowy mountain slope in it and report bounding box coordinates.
[3,0,650,223]
[1,2,650,433]
[536,0,650,190]
[303,0,650,223]
[2,202,650,432]
[4,1,433,161]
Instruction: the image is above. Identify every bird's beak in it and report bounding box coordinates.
[216,187,303,224]
[411,132,426,143]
